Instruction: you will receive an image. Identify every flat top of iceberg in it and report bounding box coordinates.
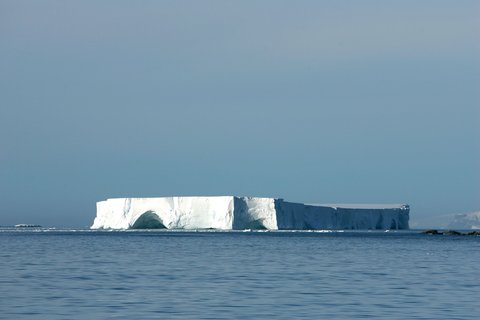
[99,197,408,210]
[312,204,408,209]
[102,196,253,201]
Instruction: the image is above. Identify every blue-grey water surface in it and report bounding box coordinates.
[0,229,479,319]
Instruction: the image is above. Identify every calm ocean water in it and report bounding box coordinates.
[0,228,478,319]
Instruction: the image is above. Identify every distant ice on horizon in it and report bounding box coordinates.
[447,211,480,230]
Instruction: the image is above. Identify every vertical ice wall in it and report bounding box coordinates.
[91,196,409,230]
[92,196,234,229]
[232,197,277,229]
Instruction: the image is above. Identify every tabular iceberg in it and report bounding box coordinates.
[91,196,409,230]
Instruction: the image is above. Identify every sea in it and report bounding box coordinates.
[0,228,478,319]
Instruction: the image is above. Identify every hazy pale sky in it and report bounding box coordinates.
[1,0,479,227]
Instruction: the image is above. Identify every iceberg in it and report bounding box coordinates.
[91,196,409,230]
[447,211,480,230]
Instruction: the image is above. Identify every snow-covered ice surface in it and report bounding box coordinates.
[91,196,409,230]
[447,211,480,230]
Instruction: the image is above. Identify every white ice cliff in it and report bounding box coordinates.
[91,196,410,230]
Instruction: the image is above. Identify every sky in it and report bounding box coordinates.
[1,0,479,228]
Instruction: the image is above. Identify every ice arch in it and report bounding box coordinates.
[130,211,166,229]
